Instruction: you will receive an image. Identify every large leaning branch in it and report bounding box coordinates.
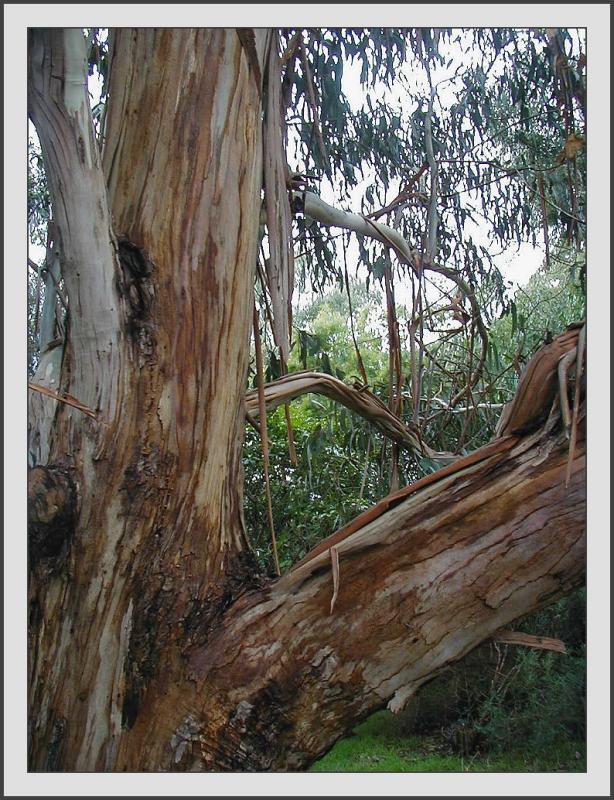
[111,331,585,772]
[178,389,585,770]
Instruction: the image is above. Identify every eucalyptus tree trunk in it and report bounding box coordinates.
[27,27,585,772]
[28,26,267,772]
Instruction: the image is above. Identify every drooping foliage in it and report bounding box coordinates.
[280,28,585,289]
[27,25,587,547]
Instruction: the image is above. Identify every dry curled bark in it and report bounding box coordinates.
[245,369,447,458]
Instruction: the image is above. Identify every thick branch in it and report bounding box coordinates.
[146,404,585,771]
[299,190,414,262]
[296,189,490,406]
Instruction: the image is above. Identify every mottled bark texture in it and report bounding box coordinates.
[28,27,585,773]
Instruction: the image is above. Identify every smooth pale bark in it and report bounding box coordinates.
[300,190,415,261]
[28,27,585,773]
[28,29,121,425]
[27,343,63,466]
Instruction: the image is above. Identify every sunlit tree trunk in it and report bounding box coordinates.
[27,27,585,772]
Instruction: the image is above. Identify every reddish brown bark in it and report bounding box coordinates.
[28,27,269,771]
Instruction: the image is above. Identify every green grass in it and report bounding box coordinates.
[309,711,586,773]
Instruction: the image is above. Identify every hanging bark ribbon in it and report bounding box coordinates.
[262,32,294,365]
[262,33,298,466]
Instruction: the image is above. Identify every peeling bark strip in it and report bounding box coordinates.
[495,324,582,437]
[493,630,567,654]
[329,546,340,614]
[253,304,281,576]
[245,370,452,460]
[28,382,102,422]
[262,31,295,364]
[236,29,263,96]
[290,434,519,572]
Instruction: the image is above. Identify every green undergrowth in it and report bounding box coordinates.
[309,711,586,773]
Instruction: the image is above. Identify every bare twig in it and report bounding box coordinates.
[424,62,439,264]
[538,172,551,269]
[359,436,372,500]
[342,234,369,386]
[366,162,429,221]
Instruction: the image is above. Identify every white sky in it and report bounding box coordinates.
[325,34,551,295]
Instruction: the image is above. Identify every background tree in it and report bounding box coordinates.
[26,26,586,772]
